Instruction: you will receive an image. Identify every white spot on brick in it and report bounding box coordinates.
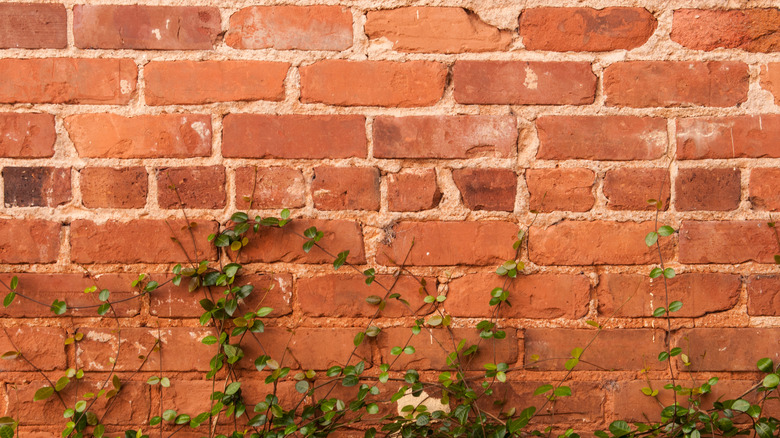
[524,65,538,90]
[190,121,210,141]
[120,80,132,94]
[152,29,161,40]
[86,331,115,343]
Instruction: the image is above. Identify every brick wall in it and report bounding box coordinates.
[1,0,780,434]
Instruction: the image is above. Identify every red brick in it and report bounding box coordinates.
[74,5,220,50]
[762,63,780,103]
[0,3,66,48]
[446,273,590,319]
[312,166,380,211]
[520,7,656,52]
[536,116,667,160]
[677,115,780,159]
[0,273,140,318]
[0,113,55,158]
[0,219,60,263]
[229,326,299,371]
[373,115,517,159]
[226,5,352,50]
[287,328,372,370]
[679,220,777,264]
[747,275,780,316]
[604,61,749,107]
[151,274,292,318]
[376,221,518,266]
[597,273,740,318]
[145,61,289,105]
[300,60,447,107]
[751,168,780,211]
[529,221,672,266]
[81,167,148,209]
[0,58,136,104]
[76,327,215,372]
[70,219,218,263]
[365,7,511,53]
[378,328,518,370]
[65,113,211,158]
[672,9,780,52]
[387,169,441,212]
[2,166,70,207]
[452,168,516,211]
[156,166,226,209]
[236,167,306,209]
[525,329,666,370]
[298,274,435,317]
[8,380,149,425]
[239,219,365,264]
[453,61,596,105]
[681,328,780,371]
[676,167,741,211]
[603,168,670,211]
[478,382,604,423]
[526,168,594,212]
[223,114,366,159]
[0,327,66,371]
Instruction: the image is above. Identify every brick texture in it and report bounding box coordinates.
[0,4,66,49]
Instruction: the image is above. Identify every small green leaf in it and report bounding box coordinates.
[97,303,110,316]
[255,307,273,317]
[9,276,17,290]
[3,292,14,308]
[162,409,177,422]
[353,332,365,347]
[731,399,750,412]
[225,382,241,395]
[663,268,675,279]
[34,386,54,401]
[653,307,666,317]
[658,226,675,236]
[763,373,779,389]
[295,381,309,394]
[668,301,683,312]
[50,299,66,315]
[98,289,110,301]
[649,268,663,279]
[231,212,249,223]
[302,240,314,253]
[645,232,658,247]
[534,384,553,395]
[403,346,415,355]
[757,358,774,372]
[609,420,631,438]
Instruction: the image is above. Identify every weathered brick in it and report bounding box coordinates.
[603,168,670,210]
[145,61,289,105]
[520,7,656,51]
[74,5,220,50]
[156,166,226,209]
[750,168,780,211]
[453,61,596,105]
[604,61,749,107]
[0,58,136,104]
[8,380,149,425]
[387,169,441,212]
[0,219,60,263]
[161,380,298,420]
[478,382,604,423]
[239,219,365,264]
[377,328,518,370]
[70,219,218,263]
[530,221,672,265]
[680,328,780,371]
[80,167,148,209]
[0,113,55,158]
[452,168,516,211]
[446,273,590,319]
[373,116,517,159]
[223,114,366,159]
[762,63,780,103]
[226,5,352,50]
[677,115,780,159]
[597,273,740,318]
[536,116,667,160]
[365,7,511,53]
[747,275,780,316]
[300,60,447,107]
[525,329,666,370]
[526,168,594,212]
[672,9,780,52]
[236,167,306,209]
[376,221,518,266]
[151,274,292,318]
[679,220,777,264]
[231,326,300,370]
[0,273,140,318]
[312,166,380,211]
[0,327,66,371]
[0,3,66,49]
[676,167,741,211]
[3,167,70,207]
[287,328,372,369]
[65,113,211,158]
[298,274,435,317]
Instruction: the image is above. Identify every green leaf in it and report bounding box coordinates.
[366,326,381,337]
[224,263,241,278]
[365,295,382,305]
[147,376,160,385]
[295,381,309,394]
[755,422,774,438]
[609,420,631,438]
[162,409,177,422]
[757,358,774,373]
[668,301,683,312]
[214,234,230,247]
[304,227,318,239]
[302,240,314,253]
[353,332,365,347]
[645,232,658,247]
[653,307,666,317]
[564,358,578,370]
[98,289,110,301]
[427,315,443,326]
[9,276,17,291]
[175,414,190,425]
[658,351,669,361]
[231,212,249,223]
[534,384,553,395]
[403,346,415,355]
[3,292,14,308]
[763,373,779,388]
[75,400,86,412]
[553,386,572,397]
[775,255,780,265]
[658,226,675,236]
[0,426,12,438]
[333,251,349,270]
[731,399,750,412]
[663,268,675,279]
[0,351,19,360]
[50,299,66,315]
[255,307,273,318]
[570,347,583,359]
[33,386,54,401]
[97,303,110,316]
[225,382,241,395]
[649,268,663,279]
